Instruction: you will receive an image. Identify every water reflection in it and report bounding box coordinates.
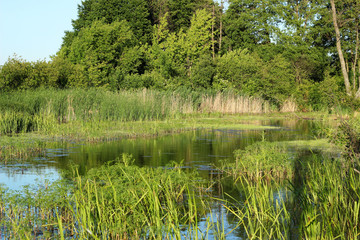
[0,119,326,239]
[0,119,318,190]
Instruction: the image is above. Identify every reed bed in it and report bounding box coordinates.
[199,92,269,114]
[220,137,360,239]
[0,154,233,239]
[0,135,47,164]
[221,141,292,181]
[0,88,286,136]
[280,98,298,113]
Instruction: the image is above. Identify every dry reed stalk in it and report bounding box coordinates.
[213,93,222,112]
[170,95,179,113]
[67,96,76,121]
[263,101,270,113]
[249,97,264,114]
[161,95,166,115]
[142,88,147,103]
[280,98,298,113]
[199,95,213,112]
[199,94,267,114]
[182,98,194,114]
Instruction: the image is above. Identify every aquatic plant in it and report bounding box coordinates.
[222,141,292,181]
[0,88,279,136]
[220,139,360,239]
[0,154,236,239]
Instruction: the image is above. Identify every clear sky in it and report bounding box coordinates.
[0,0,82,65]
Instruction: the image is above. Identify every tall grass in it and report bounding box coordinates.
[0,154,236,239]
[0,88,285,136]
[220,137,360,239]
[199,92,270,114]
[221,140,292,181]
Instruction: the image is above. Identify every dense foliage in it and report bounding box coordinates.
[1,0,360,110]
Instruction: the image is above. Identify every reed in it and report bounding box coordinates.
[0,88,281,136]
[280,98,298,113]
[0,135,47,164]
[0,154,236,239]
[220,137,360,239]
[224,178,292,239]
[199,92,269,114]
[290,153,360,239]
[221,140,292,181]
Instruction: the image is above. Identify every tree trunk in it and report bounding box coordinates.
[353,26,359,90]
[212,5,215,60]
[356,58,360,98]
[219,0,223,53]
[330,0,351,96]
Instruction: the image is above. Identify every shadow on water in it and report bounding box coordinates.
[213,149,335,239]
[0,119,337,238]
[288,150,315,239]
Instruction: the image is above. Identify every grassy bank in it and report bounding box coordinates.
[0,88,280,135]
[1,88,345,163]
[0,88,299,163]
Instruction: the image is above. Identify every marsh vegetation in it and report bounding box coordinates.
[2,0,360,238]
[0,94,358,239]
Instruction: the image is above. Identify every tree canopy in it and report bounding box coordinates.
[1,0,360,110]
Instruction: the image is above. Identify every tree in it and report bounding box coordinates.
[223,0,279,51]
[63,0,152,47]
[0,56,32,91]
[259,54,295,103]
[0,56,55,90]
[279,0,329,84]
[186,9,214,77]
[213,49,262,91]
[148,9,215,88]
[148,0,216,32]
[330,0,360,98]
[62,20,134,87]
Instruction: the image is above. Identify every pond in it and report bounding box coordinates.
[0,118,325,239]
[0,119,317,191]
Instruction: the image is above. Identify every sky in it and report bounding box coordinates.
[0,0,82,65]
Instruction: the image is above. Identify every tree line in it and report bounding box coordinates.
[1,0,359,110]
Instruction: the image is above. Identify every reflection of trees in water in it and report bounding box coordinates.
[52,126,314,174]
[4,120,318,189]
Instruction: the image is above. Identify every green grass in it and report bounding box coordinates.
[0,154,221,239]
[219,135,360,239]
[220,141,292,181]
[0,115,282,163]
[278,139,342,154]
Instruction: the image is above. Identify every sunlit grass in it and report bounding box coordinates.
[219,138,360,239]
[0,154,223,239]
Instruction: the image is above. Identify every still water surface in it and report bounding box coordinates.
[0,119,316,190]
[0,119,321,239]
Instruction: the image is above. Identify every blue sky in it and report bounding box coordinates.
[0,0,82,65]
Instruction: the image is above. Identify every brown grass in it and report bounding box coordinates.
[280,98,298,113]
[200,93,270,114]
